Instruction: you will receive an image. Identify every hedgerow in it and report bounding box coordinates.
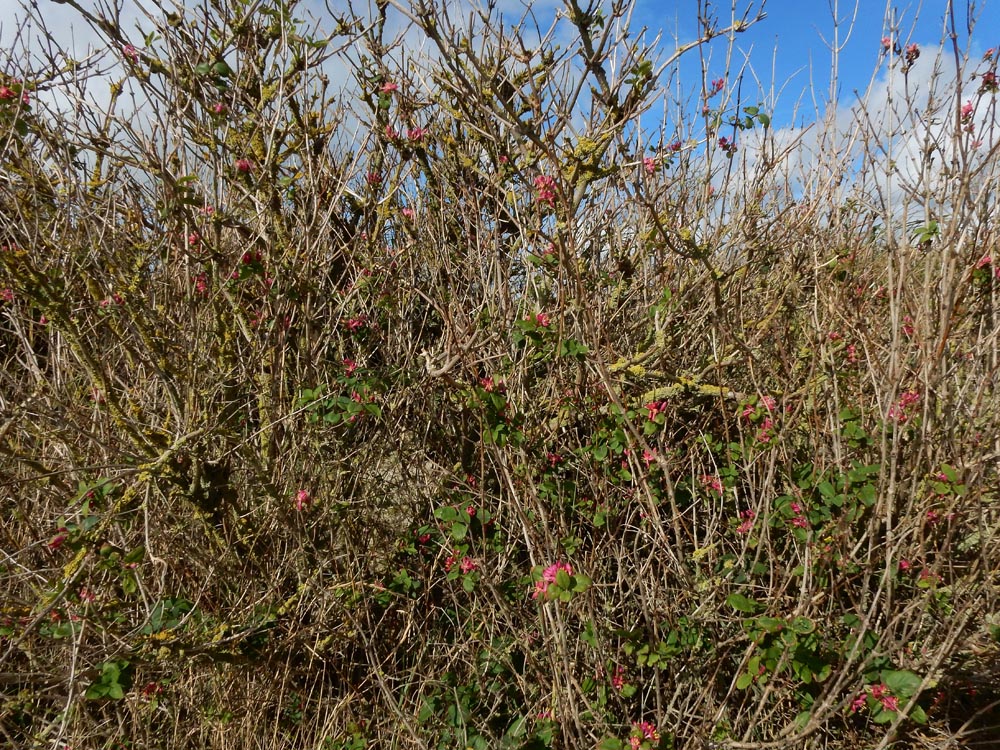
[1,0,998,748]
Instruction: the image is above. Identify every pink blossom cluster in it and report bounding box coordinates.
[888,390,920,422]
[975,255,1000,278]
[736,509,755,534]
[534,175,557,206]
[532,561,572,599]
[294,489,311,511]
[853,683,899,713]
[701,474,723,494]
[0,82,29,104]
[980,71,999,94]
[629,720,660,749]
[788,500,809,530]
[645,400,668,420]
[611,664,626,692]
[444,552,478,574]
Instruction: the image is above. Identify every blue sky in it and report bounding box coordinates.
[630,0,1000,128]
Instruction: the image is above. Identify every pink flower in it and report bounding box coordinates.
[881,36,892,51]
[379,82,398,93]
[905,43,920,64]
[533,561,572,599]
[459,556,478,574]
[122,44,139,63]
[756,417,774,442]
[406,126,425,141]
[534,312,551,327]
[962,100,974,122]
[344,316,367,332]
[0,86,15,100]
[401,207,414,219]
[0,288,12,302]
[643,157,657,175]
[920,568,940,585]
[790,516,810,529]
[736,509,755,534]
[631,721,660,745]
[235,158,253,173]
[852,693,867,712]
[187,232,200,246]
[211,102,226,115]
[194,273,209,295]
[294,489,312,510]
[47,527,69,550]
[646,401,667,420]
[709,77,725,96]
[668,140,682,152]
[642,449,657,467]
[701,475,723,494]
[899,559,911,571]
[343,358,357,374]
[533,175,557,206]
[611,665,626,691]
[880,694,899,712]
[366,172,382,185]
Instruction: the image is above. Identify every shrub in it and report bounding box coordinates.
[1,0,998,748]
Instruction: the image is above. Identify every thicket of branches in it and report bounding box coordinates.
[1,0,999,748]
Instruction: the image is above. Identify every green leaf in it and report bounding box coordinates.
[789,616,815,634]
[872,707,896,724]
[736,672,754,690]
[434,506,458,522]
[597,737,625,750]
[450,522,468,540]
[882,669,922,697]
[195,62,213,75]
[753,617,785,633]
[758,113,770,128]
[909,704,928,724]
[726,593,761,613]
